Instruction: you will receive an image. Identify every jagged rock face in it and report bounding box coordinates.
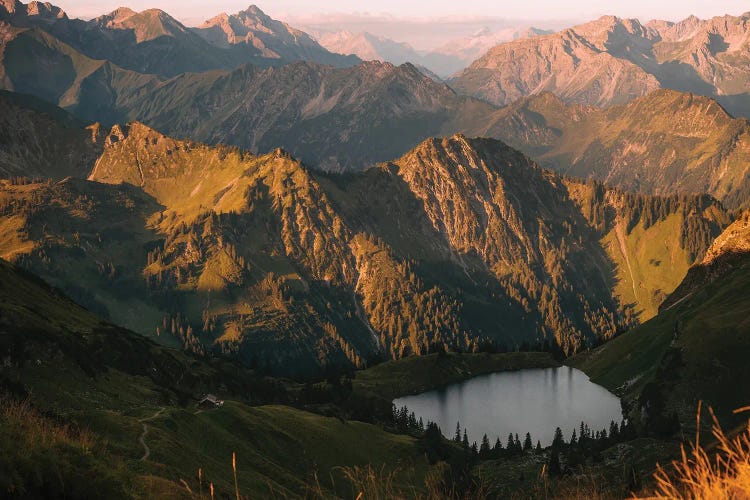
[451,13,750,117]
[480,90,750,209]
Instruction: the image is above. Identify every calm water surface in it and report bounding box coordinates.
[393,366,622,446]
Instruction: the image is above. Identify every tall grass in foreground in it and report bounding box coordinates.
[1,395,95,451]
[638,402,750,499]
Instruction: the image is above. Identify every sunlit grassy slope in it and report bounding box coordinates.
[572,251,750,425]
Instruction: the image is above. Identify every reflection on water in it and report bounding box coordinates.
[393,366,622,446]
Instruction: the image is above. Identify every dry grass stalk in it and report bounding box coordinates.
[637,402,750,499]
[233,452,240,500]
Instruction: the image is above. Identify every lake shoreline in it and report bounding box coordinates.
[394,365,624,446]
[353,351,560,402]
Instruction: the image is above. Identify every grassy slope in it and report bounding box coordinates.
[572,254,750,425]
[602,214,693,321]
[143,403,428,498]
[0,258,435,498]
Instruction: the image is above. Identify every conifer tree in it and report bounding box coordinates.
[454,422,462,443]
[494,437,503,456]
[506,433,515,451]
[523,432,533,451]
[480,434,491,458]
[552,427,565,449]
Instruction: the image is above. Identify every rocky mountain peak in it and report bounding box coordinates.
[702,211,750,265]
[0,0,66,22]
[91,7,186,41]
[106,6,137,22]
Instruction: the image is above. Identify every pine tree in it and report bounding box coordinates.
[523,432,533,451]
[609,420,619,440]
[535,440,542,453]
[506,433,515,451]
[514,433,521,452]
[570,429,578,446]
[493,437,503,456]
[454,422,462,443]
[480,434,491,458]
[552,427,565,449]
[462,430,469,449]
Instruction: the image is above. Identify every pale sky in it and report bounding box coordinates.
[53,0,750,50]
[55,0,750,22]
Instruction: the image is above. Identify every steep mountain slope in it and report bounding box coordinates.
[573,210,750,429]
[0,25,160,123]
[116,60,498,172]
[0,124,729,373]
[481,90,750,209]
[195,5,358,68]
[451,13,750,117]
[0,90,101,179]
[565,179,731,321]
[450,16,660,107]
[0,256,431,498]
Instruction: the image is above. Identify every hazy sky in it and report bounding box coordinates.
[54,1,750,50]
[55,0,750,24]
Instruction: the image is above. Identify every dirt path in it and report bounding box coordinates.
[138,407,165,462]
[615,222,638,300]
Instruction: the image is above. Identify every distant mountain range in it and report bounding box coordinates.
[0,1,359,77]
[451,13,750,117]
[314,26,552,78]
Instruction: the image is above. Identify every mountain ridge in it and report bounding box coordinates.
[0,111,730,373]
[481,89,750,209]
[451,12,750,117]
